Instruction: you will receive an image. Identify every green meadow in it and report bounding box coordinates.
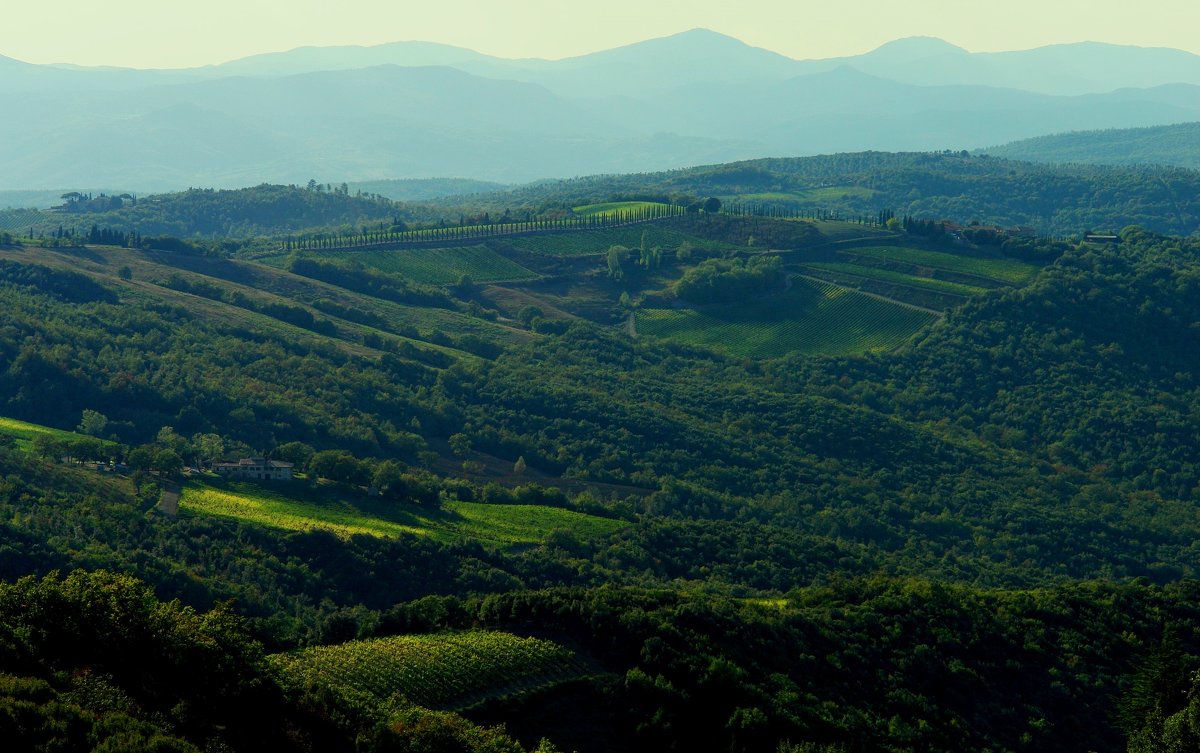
[261,244,537,285]
[844,245,1038,284]
[638,278,936,358]
[179,480,626,546]
[0,415,97,452]
[801,262,989,296]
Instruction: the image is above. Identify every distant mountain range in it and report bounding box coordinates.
[2,29,1199,191]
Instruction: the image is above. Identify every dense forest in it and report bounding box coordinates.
[1,166,1199,751]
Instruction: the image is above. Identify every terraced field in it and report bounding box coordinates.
[638,278,936,358]
[261,245,537,285]
[179,481,626,545]
[270,631,590,710]
[843,246,1038,284]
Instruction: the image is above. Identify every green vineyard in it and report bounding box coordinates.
[801,262,989,296]
[637,277,937,358]
[0,209,44,233]
[270,631,590,710]
[843,245,1038,284]
[262,244,537,284]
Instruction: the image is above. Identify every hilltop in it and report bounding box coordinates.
[982,121,1200,169]
[431,151,1200,237]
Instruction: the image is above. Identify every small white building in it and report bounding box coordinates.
[212,458,294,481]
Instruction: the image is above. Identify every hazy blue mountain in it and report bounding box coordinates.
[509,28,804,97]
[2,30,1200,188]
[802,37,1200,95]
[188,30,1200,96]
[0,103,293,189]
[982,122,1200,168]
[0,64,759,189]
[205,40,497,77]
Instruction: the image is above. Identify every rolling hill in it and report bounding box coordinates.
[982,121,1200,168]
[2,174,1200,752]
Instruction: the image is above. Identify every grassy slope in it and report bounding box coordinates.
[0,244,532,360]
[259,245,538,285]
[178,480,626,546]
[638,278,936,358]
[843,245,1038,284]
[508,225,738,257]
[0,416,92,452]
[572,201,670,217]
[801,262,989,296]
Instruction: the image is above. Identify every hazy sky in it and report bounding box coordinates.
[7,0,1199,68]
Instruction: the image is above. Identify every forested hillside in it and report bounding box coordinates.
[2,191,1199,751]
[983,122,1200,169]
[5,183,409,241]
[436,152,1200,237]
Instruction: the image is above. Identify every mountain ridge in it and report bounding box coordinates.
[2,29,1199,189]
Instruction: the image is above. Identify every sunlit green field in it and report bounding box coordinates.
[179,481,626,545]
[270,630,590,710]
[638,278,936,358]
[0,415,93,452]
[572,201,672,218]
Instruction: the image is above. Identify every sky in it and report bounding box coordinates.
[6,0,1199,68]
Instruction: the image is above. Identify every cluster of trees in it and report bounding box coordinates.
[57,191,135,212]
[900,215,946,236]
[673,255,782,303]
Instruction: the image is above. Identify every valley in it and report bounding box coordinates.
[1,21,1199,752]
